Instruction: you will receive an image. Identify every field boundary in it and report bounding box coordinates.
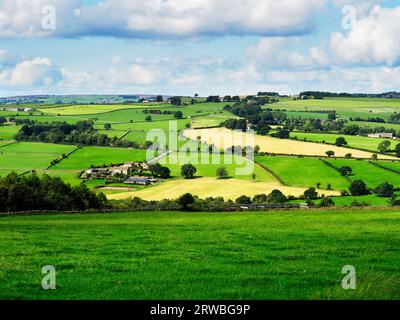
[254,160,286,185]
[319,158,353,183]
[46,145,82,170]
[0,141,16,149]
[369,161,400,174]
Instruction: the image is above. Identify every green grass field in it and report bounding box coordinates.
[163,152,274,182]
[52,146,147,171]
[1,209,400,299]
[328,159,400,188]
[290,131,392,153]
[0,142,76,177]
[0,125,21,140]
[255,156,350,190]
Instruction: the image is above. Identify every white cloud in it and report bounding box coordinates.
[0,54,61,87]
[330,5,400,66]
[0,0,325,38]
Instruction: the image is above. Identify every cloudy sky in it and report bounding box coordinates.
[0,0,399,97]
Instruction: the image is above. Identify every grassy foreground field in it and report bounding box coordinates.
[1,209,400,300]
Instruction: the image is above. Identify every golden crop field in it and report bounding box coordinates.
[107,177,341,201]
[183,128,397,160]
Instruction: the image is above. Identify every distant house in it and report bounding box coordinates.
[124,176,152,185]
[367,133,394,139]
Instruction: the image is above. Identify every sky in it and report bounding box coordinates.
[0,0,400,97]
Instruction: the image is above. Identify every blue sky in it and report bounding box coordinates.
[0,0,399,97]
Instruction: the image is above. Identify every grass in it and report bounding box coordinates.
[0,124,21,140]
[52,146,147,171]
[109,177,340,201]
[255,156,350,190]
[328,159,400,188]
[1,209,400,299]
[162,152,273,182]
[0,142,76,177]
[183,127,396,159]
[39,103,169,115]
[290,131,393,153]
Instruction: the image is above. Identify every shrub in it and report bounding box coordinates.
[235,195,252,205]
[349,180,369,196]
[304,187,318,200]
[374,183,394,197]
[252,194,267,204]
[216,166,229,179]
[320,197,335,207]
[181,164,197,179]
[339,166,352,176]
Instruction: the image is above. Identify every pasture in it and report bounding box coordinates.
[39,103,168,115]
[1,209,399,299]
[52,146,147,171]
[327,159,400,188]
[183,127,396,159]
[0,125,21,140]
[255,156,350,190]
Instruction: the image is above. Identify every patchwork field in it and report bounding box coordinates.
[328,159,400,188]
[256,156,350,191]
[1,209,399,299]
[0,142,76,177]
[161,152,272,182]
[52,146,147,171]
[0,125,21,140]
[39,103,168,115]
[183,127,396,159]
[109,177,340,201]
[290,132,393,153]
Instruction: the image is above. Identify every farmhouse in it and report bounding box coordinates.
[367,133,394,139]
[124,176,152,185]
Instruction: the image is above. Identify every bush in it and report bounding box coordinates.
[339,166,352,176]
[235,195,252,205]
[216,166,229,179]
[266,189,287,203]
[178,193,195,209]
[349,180,369,196]
[304,187,318,200]
[320,197,335,207]
[374,182,394,197]
[252,194,267,204]
[181,164,197,179]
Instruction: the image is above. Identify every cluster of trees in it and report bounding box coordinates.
[0,116,6,125]
[0,173,107,212]
[14,120,148,149]
[148,163,171,179]
[350,116,386,123]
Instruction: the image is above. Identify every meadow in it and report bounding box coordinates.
[0,124,21,140]
[255,156,350,191]
[1,209,399,299]
[328,159,400,188]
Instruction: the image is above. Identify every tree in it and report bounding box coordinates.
[349,180,368,196]
[271,129,290,139]
[174,111,183,119]
[325,150,335,157]
[104,123,112,130]
[170,96,182,106]
[145,115,152,122]
[156,95,163,102]
[328,113,337,121]
[181,164,197,179]
[0,116,6,125]
[252,194,267,204]
[335,137,347,147]
[216,166,228,179]
[158,166,171,179]
[345,153,352,159]
[320,197,335,207]
[304,187,318,200]
[374,182,394,197]
[178,193,195,210]
[266,189,287,203]
[254,145,261,154]
[371,153,378,160]
[235,195,251,205]
[339,166,352,176]
[395,143,400,157]
[378,140,391,153]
